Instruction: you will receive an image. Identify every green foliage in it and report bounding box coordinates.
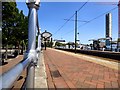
[46,41,53,47]
[2,2,28,47]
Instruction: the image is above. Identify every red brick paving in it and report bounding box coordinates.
[44,48,120,89]
[0,55,26,89]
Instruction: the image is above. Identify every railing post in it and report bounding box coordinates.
[26,0,40,89]
[37,29,41,52]
[26,61,35,88]
[36,30,41,65]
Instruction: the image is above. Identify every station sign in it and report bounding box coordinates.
[41,30,52,39]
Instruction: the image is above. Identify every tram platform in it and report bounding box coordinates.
[44,48,120,89]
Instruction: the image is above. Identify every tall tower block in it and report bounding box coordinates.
[105,13,112,46]
[106,13,112,38]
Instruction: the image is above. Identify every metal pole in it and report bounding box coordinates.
[36,31,41,61]
[26,1,40,89]
[37,30,41,52]
[75,11,77,53]
[51,38,53,48]
[27,8,37,53]
[116,1,119,51]
[38,34,41,50]
[111,38,112,51]
[26,62,35,89]
[45,39,46,50]
[0,57,31,89]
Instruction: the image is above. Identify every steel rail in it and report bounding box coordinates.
[0,57,31,89]
[0,0,41,89]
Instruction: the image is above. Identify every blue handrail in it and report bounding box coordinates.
[0,0,41,89]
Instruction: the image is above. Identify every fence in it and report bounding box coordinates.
[0,0,41,89]
[56,48,120,60]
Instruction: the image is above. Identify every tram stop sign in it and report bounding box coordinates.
[41,30,52,39]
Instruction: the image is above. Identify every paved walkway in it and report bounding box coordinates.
[44,48,120,89]
[0,55,26,89]
[34,51,48,88]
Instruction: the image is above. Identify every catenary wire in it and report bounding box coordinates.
[53,0,89,36]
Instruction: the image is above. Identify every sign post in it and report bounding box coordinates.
[41,30,52,50]
[118,0,120,51]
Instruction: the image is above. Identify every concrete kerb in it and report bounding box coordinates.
[34,51,48,89]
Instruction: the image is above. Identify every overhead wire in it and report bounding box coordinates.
[78,6,118,29]
[53,13,75,35]
[77,0,89,12]
[53,0,89,36]
[62,6,118,38]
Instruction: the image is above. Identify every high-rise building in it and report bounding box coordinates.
[105,13,112,46]
[106,13,112,38]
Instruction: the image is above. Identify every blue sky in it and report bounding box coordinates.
[16,1,118,44]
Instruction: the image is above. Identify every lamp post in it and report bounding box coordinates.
[117,0,120,52]
[51,37,53,48]
[75,11,77,53]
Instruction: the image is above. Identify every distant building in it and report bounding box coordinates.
[53,39,66,47]
[105,13,112,46]
[55,39,65,43]
[93,40,100,50]
[106,13,112,38]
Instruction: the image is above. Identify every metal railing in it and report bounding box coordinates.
[0,0,41,89]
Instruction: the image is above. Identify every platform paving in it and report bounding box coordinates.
[34,51,48,89]
[43,48,120,89]
[0,55,26,89]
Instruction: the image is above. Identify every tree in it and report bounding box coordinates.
[13,10,28,54]
[2,2,28,57]
[2,2,19,59]
[2,2,18,45]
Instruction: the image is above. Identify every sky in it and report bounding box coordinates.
[16,1,119,44]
